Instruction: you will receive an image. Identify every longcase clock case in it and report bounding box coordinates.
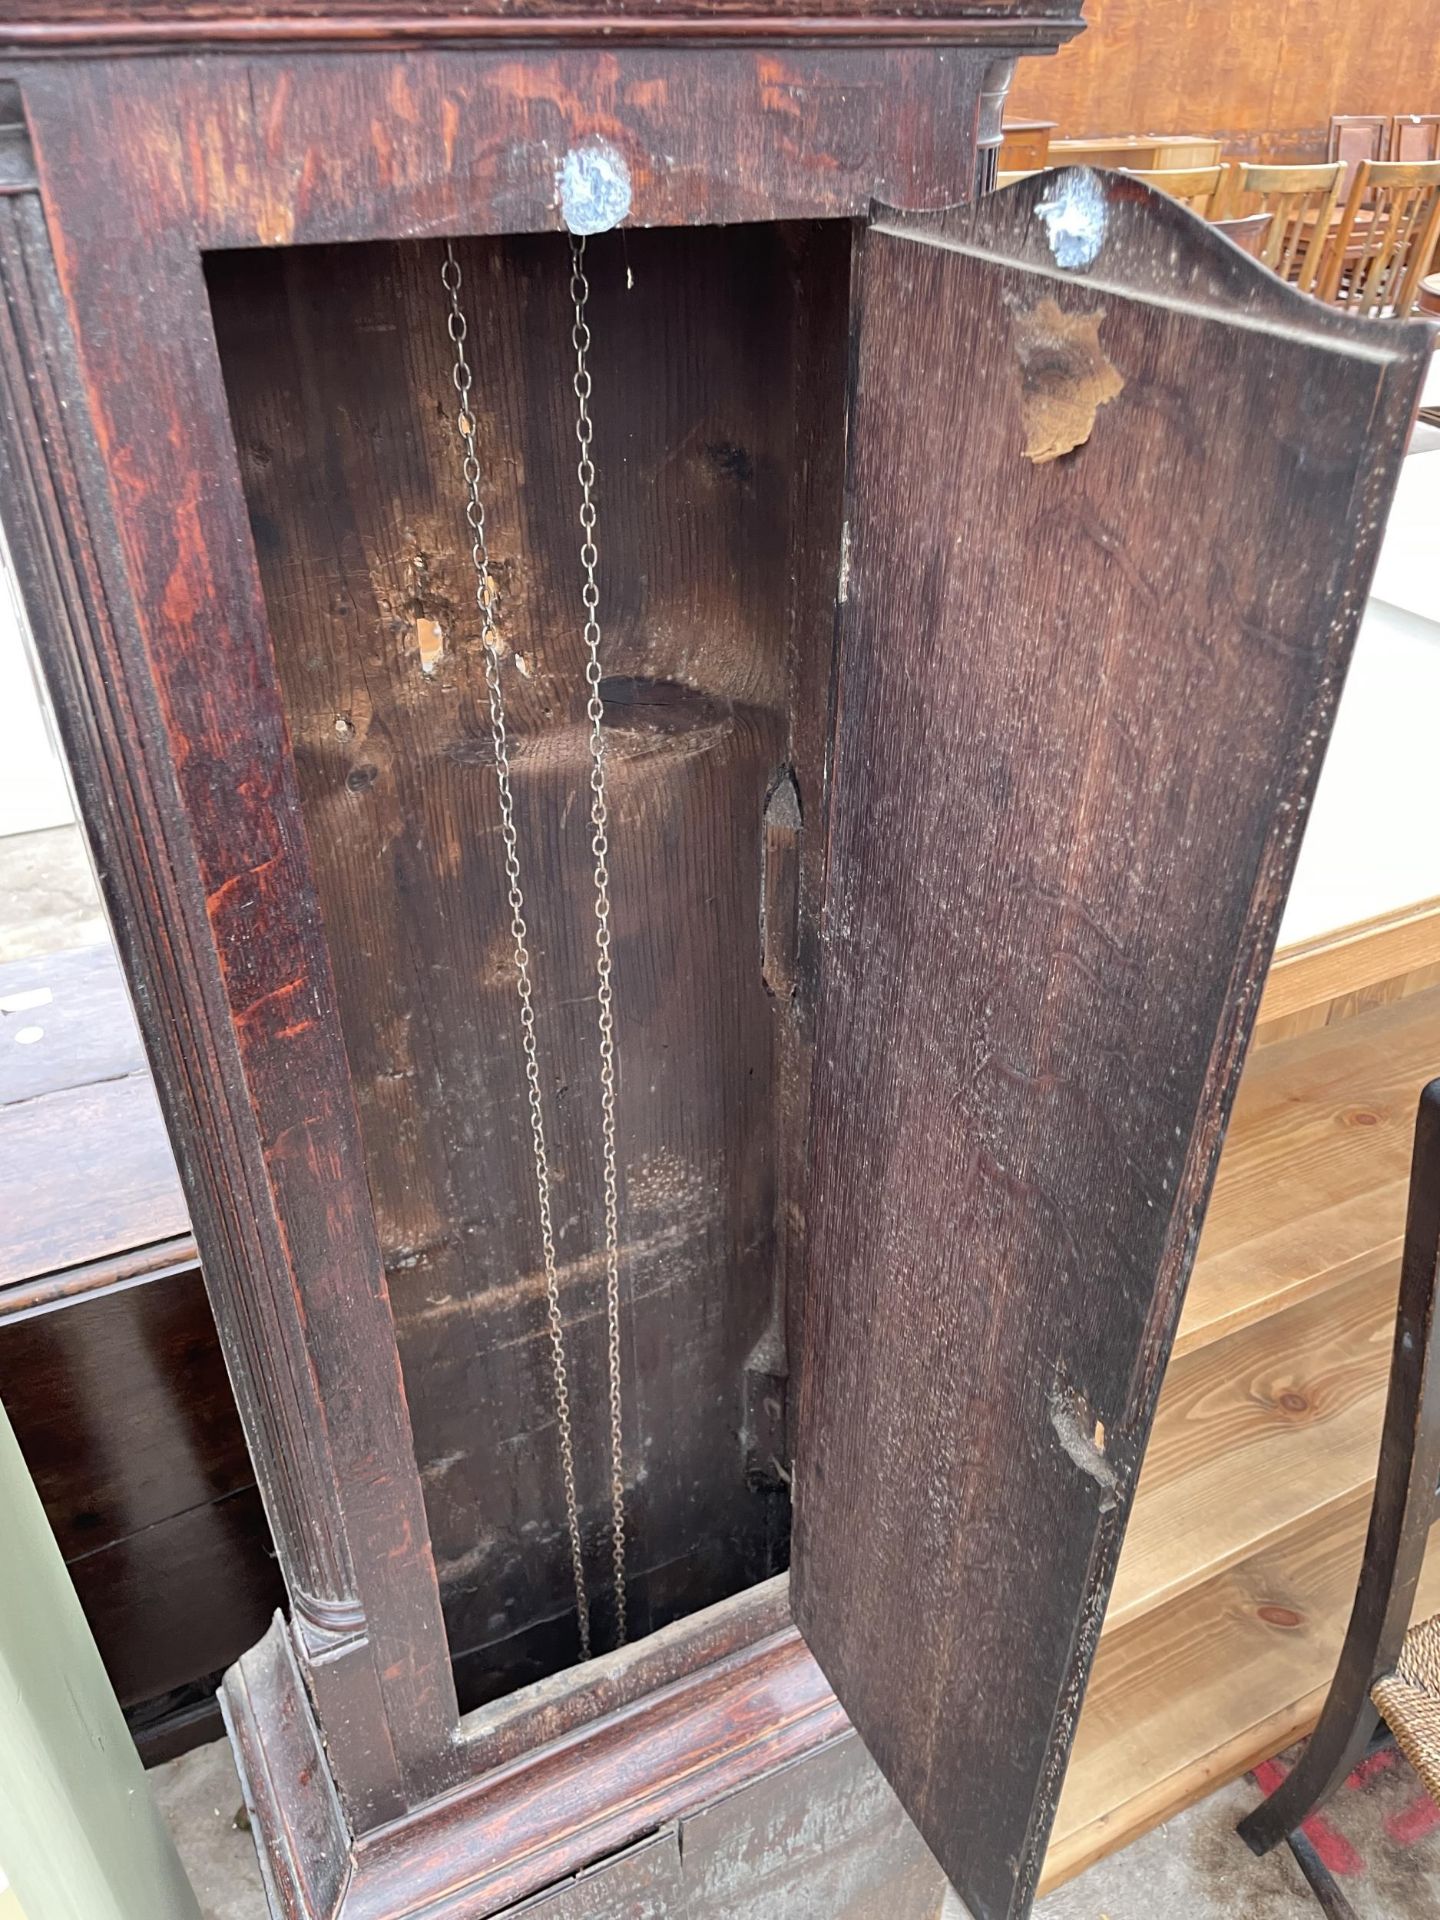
[0,8,1427,1919]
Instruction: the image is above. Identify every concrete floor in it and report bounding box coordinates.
[155,1729,1440,1919]
[1037,1746,1440,1920]
[151,1741,265,1920]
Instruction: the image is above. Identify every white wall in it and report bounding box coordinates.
[1278,435,1440,946]
[0,548,72,839]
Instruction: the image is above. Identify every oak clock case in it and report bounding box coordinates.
[0,11,1426,1920]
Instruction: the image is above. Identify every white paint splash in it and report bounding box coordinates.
[1035,167,1108,270]
[559,141,632,236]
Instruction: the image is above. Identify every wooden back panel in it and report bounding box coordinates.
[206,222,849,1695]
[1330,113,1390,192]
[1392,114,1440,164]
[1212,209,1272,257]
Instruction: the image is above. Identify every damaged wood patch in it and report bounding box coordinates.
[1009,296,1124,465]
[1049,1382,1119,1512]
[415,616,445,675]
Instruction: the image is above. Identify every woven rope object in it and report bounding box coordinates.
[1372,1611,1440,1803]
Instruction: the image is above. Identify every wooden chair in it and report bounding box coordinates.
[1211,212,1272,261]
[1225,161,1345,292]
[1329,114,1390,196]
[1239,1082,1440,1884]
[1392,115,1440,165]
[1321,159,1440,318]
[1120,164,1224,215]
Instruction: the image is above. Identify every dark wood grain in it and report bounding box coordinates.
[8,1238,198,1313]
[1,1,1084,53]
[67,1488,280,1706]
[18,46,994,253]
[791,175,1430,1920]
[0,1261,285,1725]
[227,1580,941,1917]
[224,1581,852,1920]
[6,12,1427,1919]
[222,1619,351,1920]
[0,128,390,1760]
[356,1630,836,1913]
[0,941,281,1746]
[455,1575,792,1774]
[2,95,465,1825]
[1,1264,253,1559]
[206,219,846,1690]
[6,22,1027,1829]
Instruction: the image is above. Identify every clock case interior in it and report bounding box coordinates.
[206,215,850,1708]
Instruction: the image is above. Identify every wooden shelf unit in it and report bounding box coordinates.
[1046,913,1440,1891]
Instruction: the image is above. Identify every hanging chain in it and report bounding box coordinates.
[441,242,591,1662]
[571,233,628,1646]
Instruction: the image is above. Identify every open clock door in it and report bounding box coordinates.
[791,173,1428,1920]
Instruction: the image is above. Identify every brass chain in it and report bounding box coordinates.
[570,233,628,1646]
[440,241,591,1661]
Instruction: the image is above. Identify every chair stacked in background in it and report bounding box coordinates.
[1321,160,1440,318]
[1219,161,1346,292]
[1119,164,1225,214]
[996,113,1440,320]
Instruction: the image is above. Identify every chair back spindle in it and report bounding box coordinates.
[1322,159,1440,318]
[1232,161,1346,293]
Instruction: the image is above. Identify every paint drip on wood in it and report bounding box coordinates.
[559,140,632,235]
[1035,167,1108,270]
[1008,295,1124,465]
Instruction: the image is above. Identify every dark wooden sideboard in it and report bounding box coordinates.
[0,944,281,1757]
[0,7,1430,1919]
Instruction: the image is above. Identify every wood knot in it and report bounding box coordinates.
[1257,1605,1303,1630]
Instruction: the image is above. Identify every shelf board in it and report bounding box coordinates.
[1177,984,1440,1357]
[1047,983,1440,1889]
[1110,1254,1396,1631]
[1046,1490,1440,1891]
